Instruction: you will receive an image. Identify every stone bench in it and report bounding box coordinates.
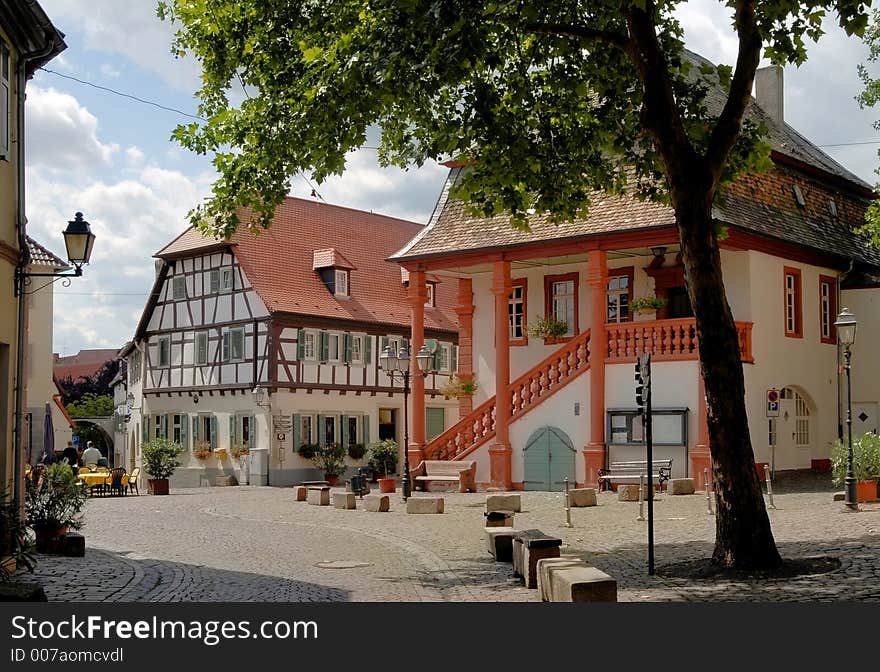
[406,496,444,514]
[569,488,597,507]
[512,529,562,588]
[307,486,331,506]
[669,478,695,495]
[485,526,517,562]
[294,485,308,501]
[214,475,237,487]
[618,484,657,501]
[411,460,476,493]
[484,510,515,527]
[486,493,521,513]
[364,494,390,512]
[536,557,617,602]
[332,492,357,510]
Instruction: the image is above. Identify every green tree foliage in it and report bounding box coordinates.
[857,6,880,246]
[57,359,120,406]
[159,1,871,568]
[66,393,114,418]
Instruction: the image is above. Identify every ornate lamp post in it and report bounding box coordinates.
[834,308,858,511]
[379,344,435,500]
[15,212,97,294]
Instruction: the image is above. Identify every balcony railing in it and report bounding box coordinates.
[605,318,753,363]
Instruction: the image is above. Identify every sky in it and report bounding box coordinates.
[24,0,880,356]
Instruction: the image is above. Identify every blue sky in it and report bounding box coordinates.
[23,0,880,356]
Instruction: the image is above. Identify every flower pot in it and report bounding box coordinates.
[378,477,396,493]
[34,525,68,554]
[148,478,170,495]
[857,479,879,503]
[326,475,340,486]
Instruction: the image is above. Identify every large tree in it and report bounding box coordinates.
[159,0,869,568]
[858,6,880,243]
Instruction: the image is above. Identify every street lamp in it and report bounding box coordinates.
[15,212,97,295]
[379,344,436,500]
[834,307,858,511]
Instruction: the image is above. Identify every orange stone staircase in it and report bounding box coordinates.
[425,329,592,461]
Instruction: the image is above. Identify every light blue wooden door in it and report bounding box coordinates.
[523,426,576,492]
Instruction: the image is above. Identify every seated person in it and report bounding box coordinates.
[81,441,102,466]
[96,456,109,468]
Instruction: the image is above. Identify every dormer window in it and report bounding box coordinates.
[792,184,806,208]
[335,269,349,297]
[425,282,435,307]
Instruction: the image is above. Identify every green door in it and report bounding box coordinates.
[426,407,445,441]
[523,426,576,492]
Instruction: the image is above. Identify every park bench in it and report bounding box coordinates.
[410,460,477,493]
[597,459,673,492]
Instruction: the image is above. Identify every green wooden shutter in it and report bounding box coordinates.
[380,336,389,357]
[142,417,150,443]
[452,345,458,373]
[364,335,372,364]
[343,333,352,363]
[317,415,326,446]
[340,415,348,446]
[293,414,301,452]
[210,269,220,293]
[401,337,409,354]
[230,415,236,447]
[319,332,329,362]
[210,415,218,448]
[248,415,256,449]
[222,331,230,361]
[362,415,370,444]
[426,407,445,441]
[180,414,188,450]
[297,329,305,360]
[192,415,199,441]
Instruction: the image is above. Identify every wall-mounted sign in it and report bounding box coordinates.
[766,388,780,417]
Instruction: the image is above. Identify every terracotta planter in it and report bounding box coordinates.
[857,479,879,503]
[148,478,170,495]
[378,477,396,493]
[34,525,68,554]
[326,475,340,486]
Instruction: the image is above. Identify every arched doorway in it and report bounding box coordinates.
[772,387,813,471]
[523,426,576,491]
[72,419,114,465]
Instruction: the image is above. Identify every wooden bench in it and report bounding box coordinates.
[597,459,673,492]
[410,460,476,493]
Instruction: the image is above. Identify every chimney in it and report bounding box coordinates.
[755,65,784,126]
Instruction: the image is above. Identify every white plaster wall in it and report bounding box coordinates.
[841,287,880,433]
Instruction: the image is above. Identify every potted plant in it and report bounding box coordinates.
[368,439,399,493]
[630,295,667,315]
[2,491,35,578]
[440,375,478,400]
[297,443,318,460]
[528,315,569,340]
[832,432,880,502]
[311,443,347,485]
[347,442,367,460]
[215,448,229,461]
[193,440,212,461]
[142,438,183,495]
[231,443,250,485]
[25,463,88,553]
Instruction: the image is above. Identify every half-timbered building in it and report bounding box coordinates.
[125,197,459,486]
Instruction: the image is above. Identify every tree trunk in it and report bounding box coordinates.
[674,183,782,569]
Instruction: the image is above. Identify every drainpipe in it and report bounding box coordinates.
[12,34,60,512]
[836,260,855,440]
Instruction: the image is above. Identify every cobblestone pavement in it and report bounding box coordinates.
[14,477,880,602]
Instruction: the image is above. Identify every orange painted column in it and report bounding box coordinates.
[583,250,607,488]
[455,278,475,417]
[408,270,427,469]
[489,261,512,490]
[691,368,712,492]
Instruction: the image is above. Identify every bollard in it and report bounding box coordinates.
[764,464,776,509]
[637,474,646,520]
[563,477,573,528]
[705,468,714,516]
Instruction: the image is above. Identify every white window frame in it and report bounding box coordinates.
[0,40,9,159]
[785,273,797,335]
[425,282,435,307]
[552,280,576,336]
[195,331,209,365]
[351,334,364,365]
[172,275,186,300]
[508,284,525,340]
[221,267,234,293]
[157,336,170,368]
[438,344,452,373]
[323,415,337,445]
[171,413,184,445]
[302,330,317,361]
[606,274,630,324]
[222,327,245,363]
[334,269,349,297]
[820,281,832,341]
[327,332,341,363]
[209,268,220,293]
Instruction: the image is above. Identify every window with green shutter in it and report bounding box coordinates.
[319,332,330,362]
[426,407,445,441]
[293,413,301,451]
[364,335,372,364]
[343,333,353,363]
[362,415,370,444]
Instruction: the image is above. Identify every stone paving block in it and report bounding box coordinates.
[332,492,357,510]
[669,478,695,495]
[537,557,586,601]
[294,486,307,501]
[406,497,444,514]
[364,494,390,512]
[486,493,521,513]
[485,526,517,562]
[569,488,597,507]
[484,510,514,527]
[307,487,330,506]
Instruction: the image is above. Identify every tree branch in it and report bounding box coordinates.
[705,0,762,181]
[522,22,631,50]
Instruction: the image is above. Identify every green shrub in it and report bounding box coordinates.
[832,432,880,486]
[25,463,88,532]
[312,443,347,478]
[368,439,399,477]
[142,438,183,480]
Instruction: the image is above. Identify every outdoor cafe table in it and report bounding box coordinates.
[79,472,111,488]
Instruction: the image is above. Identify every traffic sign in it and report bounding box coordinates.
[766,388,780,417]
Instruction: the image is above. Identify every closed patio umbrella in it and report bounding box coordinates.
[43,403,55,464]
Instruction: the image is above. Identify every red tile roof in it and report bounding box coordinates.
[53,348,119,383]
[156,198,458,333]
[26,236,69,269]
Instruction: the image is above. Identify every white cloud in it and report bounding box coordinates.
[40,0,202,91]
[24,86,119,170]
[99,63,121,78]
[125,146,145,168]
